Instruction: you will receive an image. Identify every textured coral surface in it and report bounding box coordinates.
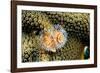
[22,10,90,62]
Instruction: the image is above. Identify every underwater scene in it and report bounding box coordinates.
[22,10,90,62]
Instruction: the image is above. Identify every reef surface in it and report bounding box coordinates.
[22,10,90,62]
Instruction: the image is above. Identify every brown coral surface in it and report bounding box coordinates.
[22,10,90,62]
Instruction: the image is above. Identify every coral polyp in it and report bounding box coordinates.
[40,24,67,52]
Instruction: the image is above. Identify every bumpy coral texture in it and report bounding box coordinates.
[22,11,90,62]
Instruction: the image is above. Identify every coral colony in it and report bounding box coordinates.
[22,11,90,62]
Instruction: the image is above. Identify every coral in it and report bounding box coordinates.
[39,24,67,52]
[22,10,90,62]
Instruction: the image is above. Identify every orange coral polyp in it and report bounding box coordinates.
[40,25,67,52]
[54,31,64,43]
